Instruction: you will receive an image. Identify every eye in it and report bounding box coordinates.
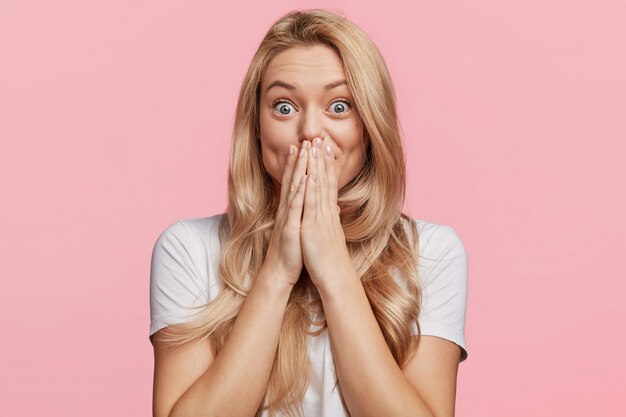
[271,98,353,116]
[272,99,296,115]
[329,99,352,114]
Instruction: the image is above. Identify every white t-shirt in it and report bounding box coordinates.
[149,213,468,416]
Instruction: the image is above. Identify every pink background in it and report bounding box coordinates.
[1,1,625,415]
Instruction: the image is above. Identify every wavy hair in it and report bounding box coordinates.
[153,8,424,417]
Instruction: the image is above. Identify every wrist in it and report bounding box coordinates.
[315,268,361,298]
[256,266,296,296]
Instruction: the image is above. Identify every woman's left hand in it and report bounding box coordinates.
[301,132,357,292]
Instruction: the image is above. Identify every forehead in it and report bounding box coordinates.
[262,45,347,91]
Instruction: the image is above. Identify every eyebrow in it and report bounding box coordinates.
[264,79,348,94]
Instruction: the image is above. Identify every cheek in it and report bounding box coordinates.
[338,131,365,162]
[259,139,290,183]
[260,145,281,176]
[335,131,366,185]
[260,122,294,178]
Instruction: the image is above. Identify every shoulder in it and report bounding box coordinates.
[398,215,468,291]
[155,213,226,251]
[151,213,226,284]
[149,213,227,337]
[161,212,225,239]
[400,215,466,262]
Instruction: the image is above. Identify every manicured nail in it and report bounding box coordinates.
[312,148,318,159]
[314,138,323,149]
[325,145,332,156]
[299,148,306,158]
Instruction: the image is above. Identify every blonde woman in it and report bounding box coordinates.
[150,9,468,417]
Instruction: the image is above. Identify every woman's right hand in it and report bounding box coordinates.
[261,140,311,287]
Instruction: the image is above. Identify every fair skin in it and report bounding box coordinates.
[260,44,462,417]
[154,44,461,417]
[259,44,368,199]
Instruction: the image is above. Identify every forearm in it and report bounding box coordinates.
[170,268,292,417]
[317,274,435,417]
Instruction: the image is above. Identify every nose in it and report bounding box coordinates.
[298,110,325,145]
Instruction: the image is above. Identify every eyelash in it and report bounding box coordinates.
[271,98,352,115]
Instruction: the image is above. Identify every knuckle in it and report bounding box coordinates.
[289,199,302,210]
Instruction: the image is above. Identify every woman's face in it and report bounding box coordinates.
[259,44,367,194]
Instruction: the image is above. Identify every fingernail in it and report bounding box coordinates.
[288,145,295,155]
[312,172,317,182]
[325,145,332,156]
[312,148,318,159]
[299,148,306,158]
[314,138,323,149]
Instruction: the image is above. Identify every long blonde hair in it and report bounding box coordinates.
[153,9,424,417]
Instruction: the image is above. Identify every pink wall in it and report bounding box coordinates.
[1,1,624,415]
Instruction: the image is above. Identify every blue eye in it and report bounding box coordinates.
[330,99,351,114]
[271,99,352,116]
[272,100,295,115]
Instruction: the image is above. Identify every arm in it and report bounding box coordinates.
[164,141,312,417]
[299,136,439,416]
[169,268,292,417]
[317,274,437,417]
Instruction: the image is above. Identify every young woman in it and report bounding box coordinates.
[150,9,468,417]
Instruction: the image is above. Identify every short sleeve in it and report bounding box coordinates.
[416,225,469,362]
[149,220,209,342]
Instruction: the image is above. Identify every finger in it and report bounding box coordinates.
[279,144,298,206]
[314,136,327,212]
[322,133,338,209]
[304,143,318,222]
[286,173,308,229]
[286,141,310,206]
[306,138,317,177]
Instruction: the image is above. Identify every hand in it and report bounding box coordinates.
[261,140,311,286]
[300,133,357,291]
